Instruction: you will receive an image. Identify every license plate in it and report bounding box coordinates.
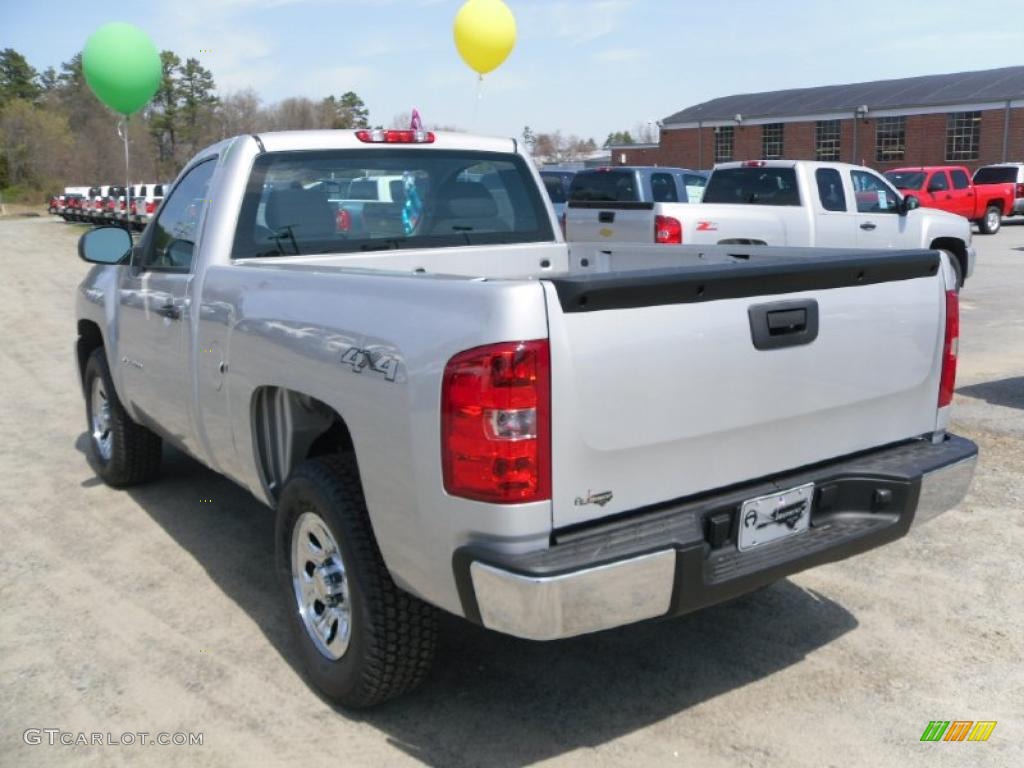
[737,483,814,552]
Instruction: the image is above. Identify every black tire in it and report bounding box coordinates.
[276,454,438,708]
[83,347,162,487]
[977,205,1002,235]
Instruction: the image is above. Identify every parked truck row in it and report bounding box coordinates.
[74,128,977,707]
[49,182,169,231]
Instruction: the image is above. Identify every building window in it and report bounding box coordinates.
[714,126,734,163]
[762,123,784,159]
[815,120,841,161]
[875,116,906,162]
[946,111,981,161]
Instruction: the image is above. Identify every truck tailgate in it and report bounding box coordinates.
[543,248,945,529]
[565,201,654,242]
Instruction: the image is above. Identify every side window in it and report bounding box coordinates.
[138,159,217,270]
[650,173,679,203]
[850,170,901,214]
[928,172,950,192]
[950,169,970,190]
[683,174,706,202]
[815,168,847,212]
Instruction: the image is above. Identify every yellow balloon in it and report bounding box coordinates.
[453,0,517,76]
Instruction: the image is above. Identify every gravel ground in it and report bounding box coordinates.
[0,216,1021,768]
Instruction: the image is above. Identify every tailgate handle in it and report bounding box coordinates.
[598,211,615,223]
[748,299,819,350]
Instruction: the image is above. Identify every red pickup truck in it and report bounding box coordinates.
[884,165,1014,235]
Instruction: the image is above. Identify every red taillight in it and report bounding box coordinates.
[938,290,959,408]
[1016,183,1024,198]
[119,200,126,211]
[655,215,682,244]
[335,208,352,232]
[146,200,156,214]
[742,160,767,168]
[355,129,435,144]
[106,199,114,210]
[441,340,551,504]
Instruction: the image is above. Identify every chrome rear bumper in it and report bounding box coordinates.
[461,436,977,642]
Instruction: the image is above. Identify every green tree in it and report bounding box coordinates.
[177,57,219,158]
[0,48,41,106]
[39,66,58,93]
[336,91,369,128]
[604,130,634,147]
[0,99,73,196]
[149,51,182,173]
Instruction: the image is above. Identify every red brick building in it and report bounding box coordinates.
[612,66,1024,172]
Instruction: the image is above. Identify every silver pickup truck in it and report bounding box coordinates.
[75,129,977,707]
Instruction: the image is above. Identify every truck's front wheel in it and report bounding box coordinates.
[83,348,162,486]
[276,454,438,707]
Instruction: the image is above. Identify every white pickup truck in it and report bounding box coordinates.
[566,160,976,286]
[75,129,977,707]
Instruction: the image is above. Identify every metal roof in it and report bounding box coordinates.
[662,66,1024,125]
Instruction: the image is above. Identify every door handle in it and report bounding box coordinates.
[748,299,819,350]
[155,301,181,320]
[860,222,877,231]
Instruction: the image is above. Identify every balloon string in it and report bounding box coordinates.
[473,74,482,133]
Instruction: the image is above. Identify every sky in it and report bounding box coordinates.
[1,0,1022,142]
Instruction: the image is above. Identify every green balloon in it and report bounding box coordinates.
[83,23,161,115]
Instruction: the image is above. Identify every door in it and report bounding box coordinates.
[850,169,907,247]
[812,167,856,247]
[923,170,954,212]
[949,168,975,218]
[117,158,217,453]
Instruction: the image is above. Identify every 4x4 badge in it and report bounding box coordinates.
[574,490,613,507]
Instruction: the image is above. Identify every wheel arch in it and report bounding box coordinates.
[250,386,356,504]
[929,237,967,285]
[76,319,105,389]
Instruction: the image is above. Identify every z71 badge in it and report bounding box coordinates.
[340,346,400,382]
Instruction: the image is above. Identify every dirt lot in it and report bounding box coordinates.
[1,216,1021,768]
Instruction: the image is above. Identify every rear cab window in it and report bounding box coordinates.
[649,173,679,203]
[973,166,1018,185]
[815,168,847,212]
[683,173,707,202]
[542,175,568,204]
[702,167,801,206]
[232,149,553,258]
[569,170,640,203]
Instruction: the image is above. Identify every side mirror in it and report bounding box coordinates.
[78,226,132,265]
[900,194,920,215]
[926,183,943,194]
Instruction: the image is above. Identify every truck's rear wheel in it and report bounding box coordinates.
[83,348,162,486]
[978,205,1002,235]
[276,454,438,707]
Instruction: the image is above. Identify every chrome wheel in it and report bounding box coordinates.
[90,376,113,462]
[986,209,1000,232]
[291,511,351,660]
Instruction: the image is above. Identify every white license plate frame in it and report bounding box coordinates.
[737,483,814,552]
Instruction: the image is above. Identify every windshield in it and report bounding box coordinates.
[973,167,1018,184]
[232,149,553,258]
[703,167,800,206]
[884,171,926,190]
